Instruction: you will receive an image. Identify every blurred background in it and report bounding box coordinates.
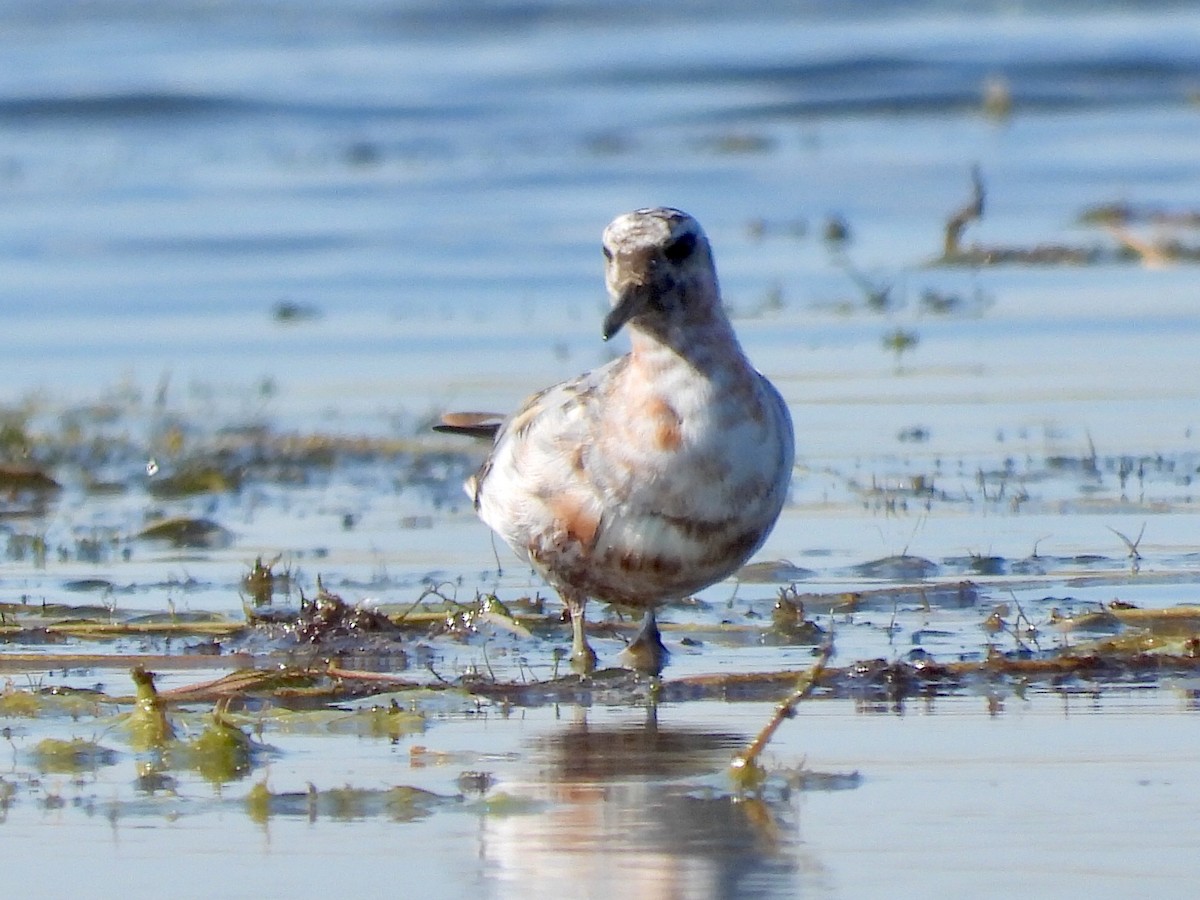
[3,0,1199,449]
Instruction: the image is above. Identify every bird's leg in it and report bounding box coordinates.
[565,592,597,675]
[617,608,669,678]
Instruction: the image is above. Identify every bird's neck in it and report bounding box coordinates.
[628,310,747,378]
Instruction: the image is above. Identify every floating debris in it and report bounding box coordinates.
[137,517,233,549]
[850,555,941,580]
[147,462,241,498]
[1078,202,1200,228]
[0,464,61,493]
[737,559,816,583]
[271,299,323,323]
[768,586,826,644]
[822,214,851,244]
[289,583,404,646]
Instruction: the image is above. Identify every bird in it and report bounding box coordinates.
[436,207,794,675]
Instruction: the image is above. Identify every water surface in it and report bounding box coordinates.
[3,2,1200,897]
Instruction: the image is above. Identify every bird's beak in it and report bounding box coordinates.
[602,281,649,341]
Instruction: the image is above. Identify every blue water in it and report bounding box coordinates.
[4,5,1200,897]
[3,2,1200,430]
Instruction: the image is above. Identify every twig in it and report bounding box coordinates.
[0,652,254,674]
[944,165,985,258]
[730,637,835,786]
[1107,523,1146,574]
[887,594,900,646]
[832,254,892,311]
[1006,591,1042,654]
[392,582,458,624]
[324,664,420,687]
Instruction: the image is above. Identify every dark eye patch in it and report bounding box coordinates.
[663,232,696,264]
[602,246,614,261]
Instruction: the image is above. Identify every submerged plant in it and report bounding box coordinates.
[30,737,119,774]
[186,701,255,784]
[882,327,920,371]
[127,667,176,750]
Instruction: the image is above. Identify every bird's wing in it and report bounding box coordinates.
[471,356,629,509]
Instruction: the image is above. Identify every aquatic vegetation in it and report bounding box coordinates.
[0,465,61,493]
[0,599,239,641]
[241,554,290,607]
[246,780,456,824]
[437,592,534,642]
[0,687,43,717]
[147,464,240,498]
[126,667,176,750]
[881,327,920,370]
[2,383,1200,851]
[323,701,426,740]
[464,791,544,817]
[121,667,262,783]
[184,705,257,783]
[136,516,233,548]
[5,531,49,566]
[30,737,119,774]
[768,587,825,644]
[937,167,1200,266]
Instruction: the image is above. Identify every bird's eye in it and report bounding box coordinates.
[663,232,696,264]
[602,246,614,261]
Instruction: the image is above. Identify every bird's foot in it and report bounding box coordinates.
[617,609,669,678]
[570,642,598,677]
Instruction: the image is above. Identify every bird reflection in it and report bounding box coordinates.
[480,706,814,898]
[540,704,742,782]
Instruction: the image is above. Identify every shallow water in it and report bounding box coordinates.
[4,693,1200,899]
[3,1,1200,897]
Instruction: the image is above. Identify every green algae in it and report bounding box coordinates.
[30,737,119,774]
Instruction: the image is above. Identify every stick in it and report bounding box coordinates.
[730,638,834,783]
[944,165,985,258]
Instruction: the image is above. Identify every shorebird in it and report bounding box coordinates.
[437,207,794,675]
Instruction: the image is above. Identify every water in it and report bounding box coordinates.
[4,694,1199,898]
[4,2,1200,429]
[3,1,1200,897]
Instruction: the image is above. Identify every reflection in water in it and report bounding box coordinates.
[481,707,825,898]
[536,705,744,782]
